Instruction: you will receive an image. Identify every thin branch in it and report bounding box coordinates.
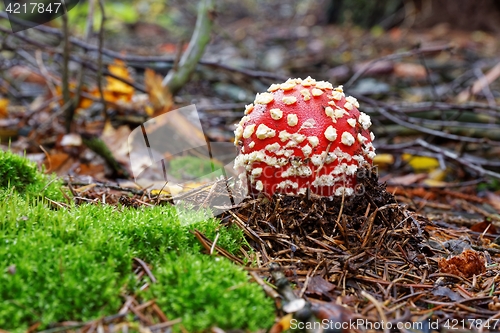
[61,3,73,133]
[419,54,439,102]
[472,67,497,107]
[62,180,145,195]
[162,0,215,95]
[35,50,57,97]
[73,0,96,112]
[97,0,107,118]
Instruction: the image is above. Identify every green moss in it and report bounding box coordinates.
[169,156,223,180]
[0,150,38,191]
[144,253,275,332]
[0,193,274,332]
[0,149,64,201]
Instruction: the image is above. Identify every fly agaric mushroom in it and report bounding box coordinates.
[233,77,376,197]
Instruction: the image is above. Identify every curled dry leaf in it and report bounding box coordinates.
[438,249,486,278]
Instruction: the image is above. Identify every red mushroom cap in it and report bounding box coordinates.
[233,77,376,197]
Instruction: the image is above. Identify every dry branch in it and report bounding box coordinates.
[162,0,215,95]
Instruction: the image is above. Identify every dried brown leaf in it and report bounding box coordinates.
[438,249,486,278]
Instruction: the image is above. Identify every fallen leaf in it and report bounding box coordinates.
[353,60,394,76]
[150,188,171,196]
[486,191,500,213]
[73,183,97,194]
[8,66,47,85]
[104,59,134,102]
[44,153,72,175]
[144,68,173,114]
[389,27,402,41]
[470,221,497,234]
[269,313,293,333]
[394,62,427,80]
[75,163,105,178]
[373,153,394,165]
[428,168,448,181]
[0,127,18,141]
[310,299,354,325]
[388,173,427,186]
[55,83,96,110]
[0,98,9,118]
[165,181,209,196]
[422,179,448,187]
[402,153,440,172]
[158,43,188,54]
[438,249,486,278]
[307,275,335,298]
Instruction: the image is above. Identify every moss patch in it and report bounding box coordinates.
[169,155,223,180]
[145,252,273,332]
[0,149,64,201]
[0,151,274,332]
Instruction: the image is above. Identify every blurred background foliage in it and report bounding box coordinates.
[65,0,197,38]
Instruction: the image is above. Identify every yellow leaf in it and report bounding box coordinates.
[105,59,134,100]
[0,98,9,118]
[402,153,440,172]
[151,181,208,196]
[74,183,97,193]
[144,68,173,115]
[373,153,394,165]
[54,84,95,110]
[145,105,154,116]
[181,182,208,191]
[151,189,171,196]
[277,313,294,331]
[423,179,448,187]
[428,168,448,181]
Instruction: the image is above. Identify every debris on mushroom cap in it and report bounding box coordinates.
[233,77,376,197]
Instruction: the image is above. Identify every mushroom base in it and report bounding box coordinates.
[233,167,426,253]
